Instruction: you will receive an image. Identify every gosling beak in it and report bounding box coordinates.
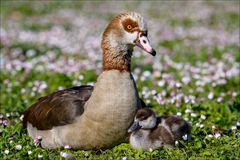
[128,121,142,133]
[135,32,156,56]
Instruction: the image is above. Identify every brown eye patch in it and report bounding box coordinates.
[136,108,153,120]
[122,18,139,33]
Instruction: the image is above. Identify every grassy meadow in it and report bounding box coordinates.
[0,1,239,159]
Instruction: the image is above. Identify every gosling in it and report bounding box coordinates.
[128,108,191,151]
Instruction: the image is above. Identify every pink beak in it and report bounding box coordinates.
[135,32,156,56]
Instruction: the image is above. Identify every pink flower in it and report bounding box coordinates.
[64,144,71,149]
[34,136,42,145]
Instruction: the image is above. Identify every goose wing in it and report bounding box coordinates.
[23,85,93,130]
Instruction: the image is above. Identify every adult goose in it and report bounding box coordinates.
[23,12,156,150]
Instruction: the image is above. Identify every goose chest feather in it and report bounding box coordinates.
[23,12,156,150]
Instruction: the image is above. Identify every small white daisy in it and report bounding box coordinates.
[4,149,9,154]
[15,144,22,150]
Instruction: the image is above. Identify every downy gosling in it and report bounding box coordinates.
[128,108,192,151]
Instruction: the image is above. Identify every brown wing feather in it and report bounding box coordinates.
[23,85,94,130]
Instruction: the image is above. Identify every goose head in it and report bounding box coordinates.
[128,108,157,133]
[102,12,156,71]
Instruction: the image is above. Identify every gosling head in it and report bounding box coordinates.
[102,12,156,56]
[128,108,157,133]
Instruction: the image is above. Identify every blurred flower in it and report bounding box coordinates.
[231,126,237,130]
[157,80,165,87]
[206,134,213,138]
[217,97,223,103]
[176,112,182,116]
[20,115,24,121]
[2,120,8,126]
[185,109,191,113]
[208,92,214,100]
[64,144,71,149]
[175,141,179,146]
[214,132,221,138]
[121,156,128,160]
[38,154,43,158]
[34,136,42,145]
[4,149,9,154]
[200,114,206,120]
[232,92,237,97]
[190,113,197,117]
[6,113,11,118]
[182,134,188,140]
[15,144,22,150]
[28,150,32,155]
[60,151,74,159]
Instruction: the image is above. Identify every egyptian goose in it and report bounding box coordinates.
[23,12,156,150]
[128,108,191,151]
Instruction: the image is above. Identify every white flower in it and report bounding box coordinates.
[60,152,73,159]
[40,83,48,90]
[146,99,151,104]
[121,156,128,160]
[6,113,11,118]
[184,97,190,104]
[208,92,214,100]
[158,80,165,87]
[21,88,26,94]
[4,149,9,154]
[231,126,237,130]
[60,152,68,158]
[190,113,197,117]
[15,144,22,150]
[237,122,240,126]
[20,115,24,121]
[212,126,216,129]
[200,124,204,128]
[28,150,32,155]
[175,141,179,146]
[217,97,223,103]
[191,99,196,104]
[200,114,206,120]
[206,134,213,138]
[79,75,84,80]
[182,134,188,140]
[185,109,191,113]
[151,90,157,95]
[232,92,237,97]
[182,76,191,84]
[64,144,71,149]
[212,82,216,87]
[38,154,43,158]
[214,133,221,138]
[176,112,182,116]
[142,71,151,78]
[175,82,182,88]
[196,123,200,127]
[148,148,153,152]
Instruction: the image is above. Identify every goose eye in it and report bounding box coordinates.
[127,25,132,30]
